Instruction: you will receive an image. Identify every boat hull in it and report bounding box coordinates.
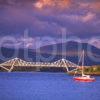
[73,77,95,82]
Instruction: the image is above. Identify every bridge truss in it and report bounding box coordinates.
[0,58,79,72]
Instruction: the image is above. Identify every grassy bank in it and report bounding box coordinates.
[68,65,100,76]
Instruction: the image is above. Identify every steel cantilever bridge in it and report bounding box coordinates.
[0,58,79,72]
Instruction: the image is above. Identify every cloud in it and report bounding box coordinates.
[81,12,96,22]
[83,37,100,49]
[0,6,99,38]
[0,0,100,12]
[78,0,100,12]
[56,12,96,23]
[0,36,63,49]
[34,11,99,36]
[0,0,99,40]
[0,0,37,9]
[34,0,71,9]
[1,35,100,49]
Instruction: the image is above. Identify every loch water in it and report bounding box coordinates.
[0,72,100,100]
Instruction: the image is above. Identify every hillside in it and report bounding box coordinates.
[0,41,100,66]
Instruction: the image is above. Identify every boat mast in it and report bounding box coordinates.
[82,50,85,76]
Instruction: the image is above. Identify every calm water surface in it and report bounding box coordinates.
[0,72,100,100]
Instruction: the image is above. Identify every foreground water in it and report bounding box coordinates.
[0,72,100,100]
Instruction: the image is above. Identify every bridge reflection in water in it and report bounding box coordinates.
[0,58,78,72]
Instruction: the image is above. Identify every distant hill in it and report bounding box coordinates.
[36,41,100,65]
[37,41,100,55]
[0,41,100,66]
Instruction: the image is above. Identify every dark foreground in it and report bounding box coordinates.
[0,72,100,100]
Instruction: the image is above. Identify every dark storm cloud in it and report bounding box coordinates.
[0,0,100,38]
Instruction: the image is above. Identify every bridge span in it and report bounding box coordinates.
[0,58,79,72]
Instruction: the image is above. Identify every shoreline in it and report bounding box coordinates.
[0,66,100,76]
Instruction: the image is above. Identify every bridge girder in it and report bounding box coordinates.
[0,58,78,72]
